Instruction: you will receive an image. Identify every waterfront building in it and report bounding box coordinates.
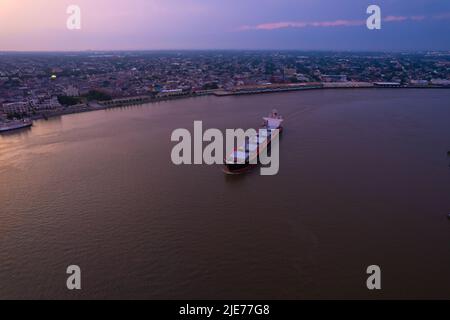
[31,97,62,110]
[1,101,31,115]
[374,82,402,88]
[322,82,373,88]
[321,75,348,82]
[430,79,450,86]
[410,80,429,86]
[158,89,186,98]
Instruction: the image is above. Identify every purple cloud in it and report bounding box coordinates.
[433,12,450,20]
[384,15,408,22]
[239,19,365,31]
[239,13,438,31]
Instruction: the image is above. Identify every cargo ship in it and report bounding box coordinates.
[223,110,283,174]
[0,119,33,133]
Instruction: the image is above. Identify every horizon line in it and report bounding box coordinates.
[1,49,449,54]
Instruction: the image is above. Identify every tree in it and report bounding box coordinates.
[57,96,81,106]
[84,90,112,101]
[202,83,219,90]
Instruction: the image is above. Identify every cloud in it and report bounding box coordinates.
[239,13,436,31]
[239,19,365,31]
[411,16,426,21]
[433,12,450,20]
[384,15,408,22]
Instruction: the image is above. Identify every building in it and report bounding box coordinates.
[1,101,31,115]
[374,82,402,88]
[410,80,429,86]
[283,68,297,77]
[64,85,80,97]
[322,82,373,88]
[157,89,186,98]
[321,75,348,82]
[430,79,450,86]
[31,97,62,110]
[296,74,310,82]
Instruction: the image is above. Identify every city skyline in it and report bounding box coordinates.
[1,0,450,51]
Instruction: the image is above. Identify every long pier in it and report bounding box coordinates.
[100,96,152,108]
[213,84,324,96]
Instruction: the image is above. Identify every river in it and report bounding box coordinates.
[1,89,449,299]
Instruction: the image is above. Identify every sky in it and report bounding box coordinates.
[1,0,450,51]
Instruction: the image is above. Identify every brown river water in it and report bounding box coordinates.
[0,89,449,299]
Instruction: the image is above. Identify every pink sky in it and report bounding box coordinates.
[1,0,449,51]
[0,0,213,50]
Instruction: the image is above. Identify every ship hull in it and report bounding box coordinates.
[223,163,257,175]
[223,126,282,175]
[0,122,33,133]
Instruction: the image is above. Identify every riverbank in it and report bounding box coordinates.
[19,94,201,122]
[213,82,450,96]
[2,84,449,125]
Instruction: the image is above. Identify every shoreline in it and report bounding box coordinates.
[2,85,450,124]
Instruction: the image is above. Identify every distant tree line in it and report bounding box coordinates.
[83,90,112,101]
[57,96,82,106]
[202,83,219,90]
